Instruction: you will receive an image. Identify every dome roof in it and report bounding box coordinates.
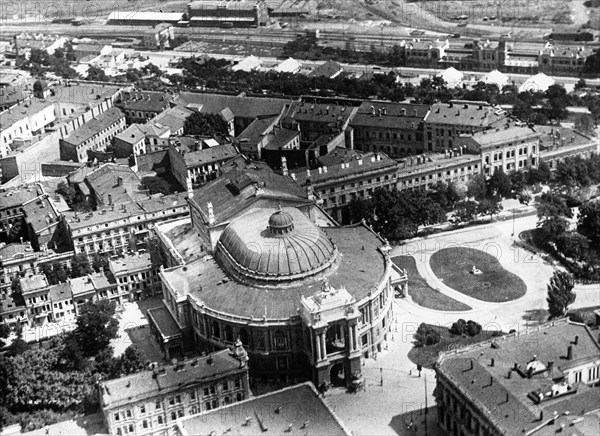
[268,208,294,234]
[217,207,338,284]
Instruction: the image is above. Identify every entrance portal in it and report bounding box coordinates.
[330,363,346,387]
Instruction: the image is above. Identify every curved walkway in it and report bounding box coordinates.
[390,214,600,332]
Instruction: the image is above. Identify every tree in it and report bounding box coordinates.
[527,160,551,185]
[56,181,76,205]
[71,253,92,278]
[556,232,590,261]
[183,112,229,137]
[86,65,109,82]
[478,196,502,221]
[117,345,148,376]
[0,324,10,348]
[347,197,372,224]
[486,169,513,198]
[74,300,118,356]
[92,253,109,273]
[141,176,173,196]
[546,270,576,318]
[452,200,479,225]
[539,215,569,242]
[466,174,487,200]
[413,323,440,347]
[578,201,600,243]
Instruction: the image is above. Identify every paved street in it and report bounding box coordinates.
[324,212,599,435]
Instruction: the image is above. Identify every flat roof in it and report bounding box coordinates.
[0,186,41,210]
[177,382,351,436]
[147,305,183,339]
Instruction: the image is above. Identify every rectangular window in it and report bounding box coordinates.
[126,410,132,418]
[190,391,196,401]
[155,400,162,410]
[140,405,145,414]
[222,382,229,392]
[114,413,120,422]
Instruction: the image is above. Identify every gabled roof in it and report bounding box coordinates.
[61,107,124,146]
[153,106,194,133]
[174,93,290,119]
[424,101,508,127]
[309,60,343,78]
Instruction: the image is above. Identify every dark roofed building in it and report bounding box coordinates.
[283,102,358,143]
[435,319,600,436]
[115,90,171,124]
[99,348,250,436]
[309,60,344,79]
[84,163,142,207]
[174,92,290,136]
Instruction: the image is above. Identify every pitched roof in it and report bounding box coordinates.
[351,101,429,129]
[424,101,508,127]
[0,186,41,210]
[309,60,343,78]
[468,125,540,149]
[23,195,60,234]
[116,90,171,113]
[152,106,193,133]
[437,319,600,436]
[100,349,243,409]
[182,143,238,167]
[189,160,308,225]
[61,107,124,146]
[48,282,72,302]
[174,93,290,119]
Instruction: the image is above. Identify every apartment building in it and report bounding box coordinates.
[0,185,41,234]
[435,319,600,436]
[99,347,250,436]
[288,152,399,223]
[350,101,429,157]
[108,251,163,301]
[458,124,541,176]
[59,107,126,162]
[63,193,189,257]
[167,140,238,188]
[0,98,56,157]
[19,273,52,327]
[115,91,171,124]
[423,101,509,151]
[69,271,119,312]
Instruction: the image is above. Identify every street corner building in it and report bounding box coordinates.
[434,318,600,436]
[152,166,408,389]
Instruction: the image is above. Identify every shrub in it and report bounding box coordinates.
[450,319,482,337]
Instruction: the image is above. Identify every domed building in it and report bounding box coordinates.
[154,160,408,387]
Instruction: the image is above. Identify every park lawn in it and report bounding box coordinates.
[391,256,471,311]
[429,247,527,302]
[408,324,504,369]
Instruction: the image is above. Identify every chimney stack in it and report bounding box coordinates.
[207,202,215,225]
[490,358,495,367]
[567,345,573,360]
[281,156,288,176]
[117,177,123,186]
[547,361,553,370]
[187,177,193,200]
[574,335,579,345]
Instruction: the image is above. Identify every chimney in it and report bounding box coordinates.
[117,177,123,186]
[306,169,311,178]
[370,106,375,116]
[322,166,327,173]
[547,361,553,370]
[382,107,387,115]
[207,202,215,225]
[490,358,495,367]
[413,109,418,117]
[108,193,112,205]
[281,156,288,176]
[378,108,382,117]
[306,181,314,201]
[567,345,573,360]
[318,167,322,174]
[574,335,579,345]
[187,177,194,200]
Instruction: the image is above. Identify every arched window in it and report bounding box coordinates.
[239,328,249,346]
[273,330,287,350]
[224,325,233,342]
[212,320,220,338]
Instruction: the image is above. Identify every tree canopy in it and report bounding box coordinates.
[546,270,576,318]
[183,112,229,137]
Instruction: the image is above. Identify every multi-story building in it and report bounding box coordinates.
[0,242,37,293]
[282,102,358,144]
[350,101,429,157]
[48,282,75,323]
[537,126,600,172]
[59,107,126,162]
[289,152,399,223]
[19,273,52,327]
[152,106,193,138]
[400,38,450,68]
[63,193,189,257]
[0,185,41,234]
[22,193,64,251]
[113,123,171,158]
[435,319,600,436]
[538,44,593,76]
[84,163,144,207]
[115,91,171,125]
[99,347,250,436]
[0,292,27,328]
[0,97,56,157]
[423,101,509,151]
[458,124,541,176]
[236,116,301,160]
[69,271,118,312]
[168,140,238,188]
[176,382,352,436]
[108,251,163,301]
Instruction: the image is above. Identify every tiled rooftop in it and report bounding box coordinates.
[23,195,60,234]
[48,282,72,302]
[0,98,54,129]
[0,186,41,210]
[284,102,357,125]
[351,101,429,130]
[61,107,124,146]
[175,93,290,120]
[424,101,508,127]
[116,90,171,113]
[19,273,49,294]
[109,250,162,275]
[437,319,600,435]
[100,349,243,408]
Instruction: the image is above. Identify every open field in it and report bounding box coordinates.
[392,256,472,311]
[429,247,527,302]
